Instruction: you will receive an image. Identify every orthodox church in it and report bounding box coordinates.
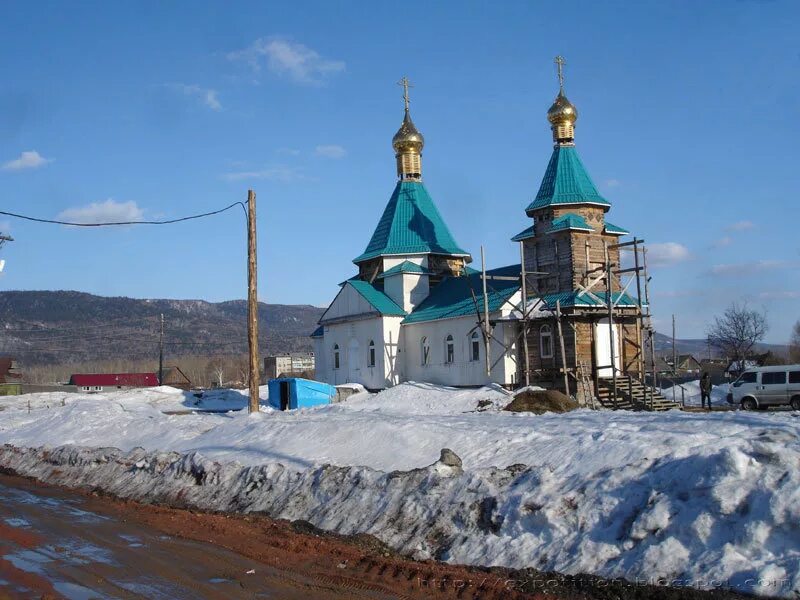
[313,63,672,408]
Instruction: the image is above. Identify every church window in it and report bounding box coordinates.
[421,337,430,366]
[333,344,340,369]
[368,340,376,367]
[540,324,553,359]
[445,334,455,364]
[470,331,480,362]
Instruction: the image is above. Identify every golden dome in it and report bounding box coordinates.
[392,109,425,153]
[547,90,578,126]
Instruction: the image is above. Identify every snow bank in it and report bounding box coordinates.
[661,380,730,407]
[2,382,800,596]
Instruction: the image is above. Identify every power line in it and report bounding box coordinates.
[0,201,247,228]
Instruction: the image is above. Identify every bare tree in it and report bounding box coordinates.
[790,320,800,363]
[707,302,768,368]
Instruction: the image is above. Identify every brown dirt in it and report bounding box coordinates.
[504,389,579,414]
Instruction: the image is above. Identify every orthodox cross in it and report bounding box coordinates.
[398,76,413,111]
[554,55,566,91]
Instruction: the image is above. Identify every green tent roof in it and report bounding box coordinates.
[526,145,610,214]
[511,212,594,242]
[376,260,431,279]
[354,181,471,263]
[403,265,520,324]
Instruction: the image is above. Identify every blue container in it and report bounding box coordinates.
[268,378,336,411]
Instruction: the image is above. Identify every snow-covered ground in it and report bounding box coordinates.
[1,382,799,597]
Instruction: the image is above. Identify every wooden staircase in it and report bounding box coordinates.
[595,376,681,411]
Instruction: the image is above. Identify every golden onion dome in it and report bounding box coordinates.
[392,109,425,153]
[547,90,578,126]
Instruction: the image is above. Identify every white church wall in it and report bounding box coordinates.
[402,314,518,387]
[315,316,402,389]
[383,272,430,313]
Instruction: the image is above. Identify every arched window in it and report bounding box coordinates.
[368,340,376,367]
[421,336,430,366]
[539,324,553,359]
[445,334,455,364]
[470,331,481,362]
[333,344,340,370]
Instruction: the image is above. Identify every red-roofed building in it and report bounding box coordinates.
[69,373,159,392]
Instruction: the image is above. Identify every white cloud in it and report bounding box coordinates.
[57,199,144,224]
[167,83,222,111]
[726,220,755,232]
[314,144,347,159]
[222,165,304,183]
[604,178,621,188]
[646,242,691,267]
[2,150,52,171]
[712,236,732,248]
[227,37,345,84]
[757,291,800,300]
[275,148,301,156]
[709,260,799,277]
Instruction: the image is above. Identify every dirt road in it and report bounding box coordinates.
[0,473,759,600]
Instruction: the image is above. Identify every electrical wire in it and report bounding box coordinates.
[0,201,247,228]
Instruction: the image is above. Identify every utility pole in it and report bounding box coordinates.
[672,314,677,376]
[158,313,164,385]
[247,189,260,414]
[481,246,491,378]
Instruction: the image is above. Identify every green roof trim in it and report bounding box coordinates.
[604,222,629,235]
[376,260,430,279]
[511,225,535,242]
[549,213,594,232]
[526,145,610,213]
[354,181,471,263]
[347,280,407,316]
[536,290,641,309]
[403,265,520,324]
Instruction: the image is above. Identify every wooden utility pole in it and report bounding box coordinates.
[158,313,164,385]
[247,189,260,413]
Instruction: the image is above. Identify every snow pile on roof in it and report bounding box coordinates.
[1,382,800,596]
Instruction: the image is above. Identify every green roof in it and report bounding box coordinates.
[403,265,520,324]
[354,181,471,263]
[536,290,641,309]
[511,212,594,242]
[347,280,407,316]
[604,222,629,235]
[526,145,610,214]
[376,260,431,279]
[511,224,535,242]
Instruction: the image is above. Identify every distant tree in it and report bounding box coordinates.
[754,351,787,366]
[707,302,768,367]
[790,320,800,363]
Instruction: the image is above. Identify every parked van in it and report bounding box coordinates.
[727,365,800,410]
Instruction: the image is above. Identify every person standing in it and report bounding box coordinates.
[700,372,713,410]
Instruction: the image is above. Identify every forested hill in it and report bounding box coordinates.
[0,291,325,365]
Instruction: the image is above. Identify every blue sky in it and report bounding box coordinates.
[0,1,798,343]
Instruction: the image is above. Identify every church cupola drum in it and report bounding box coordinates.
[393,76,424,180]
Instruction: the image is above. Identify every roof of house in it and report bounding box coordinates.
[70,373,159,387]
[346,280,407,316]
[402,264,521,324]
[526,145,610,214]
[353,181,471,263]
[310,325,324,338]
[376,260,432,279]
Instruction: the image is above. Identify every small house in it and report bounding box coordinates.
[69,373,159,393]
[268,377,335,411]
[0,357,22,396]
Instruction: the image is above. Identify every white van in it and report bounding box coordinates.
[727,365,800,410]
